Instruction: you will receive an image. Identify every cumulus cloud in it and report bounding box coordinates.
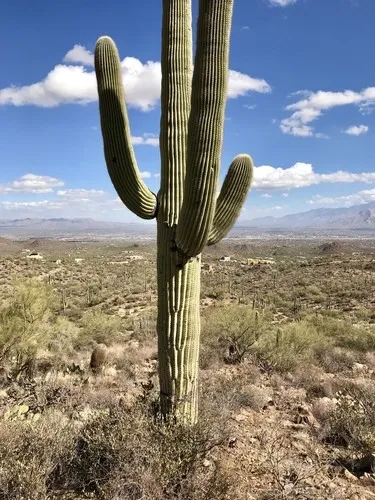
[343,124,369,136]
[281,88,375,137]
[56,189,105,200]
[0,174,64,194]
[63,44,94,66]
[132,134,159,147]
[309,189,375,207]
[227,70,270,97]
[0,45,271,111]
[253,162,375,190]
[0,171,152,221]
[268,0,298,6]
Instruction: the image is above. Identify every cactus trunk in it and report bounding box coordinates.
[94,0,254,424]
[157,223,201,422]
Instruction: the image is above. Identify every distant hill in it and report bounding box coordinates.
[0,202,374,240]
[240,201,375,231]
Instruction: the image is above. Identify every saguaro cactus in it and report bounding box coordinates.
[94,0,253,423]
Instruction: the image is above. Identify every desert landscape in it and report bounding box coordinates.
[0,230,375,499]
[1,0,375,497]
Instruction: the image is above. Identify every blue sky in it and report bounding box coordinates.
[0,0,375,222]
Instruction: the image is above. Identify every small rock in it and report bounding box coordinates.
[294,404,320,428]
[234,413,246,422]
[353,362,368,375]
[203,459,211,467]
[228,437,237,448]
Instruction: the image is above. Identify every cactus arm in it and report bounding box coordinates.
[175,0,233,257]
[207,154,253,246]
[159,0,192,225]
[94,37,157,220]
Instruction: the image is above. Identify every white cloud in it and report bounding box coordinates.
[132,134,159,147]
[1,200,63,210]
[56,189,105,200]
[0,45,271,111]
[0,195,138,221]
[0,174,64,193]
[253,162,375,190]
[343,124,369,136]
[309,189,375,207]
[281,88,375,137]
[140,171,152,179]
[228,70,271,97]
[268,0,298,6]
[261,193,272,198]
[63,44,94,66]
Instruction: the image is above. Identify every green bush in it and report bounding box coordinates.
[309,314,375,351]
[201,304,272,365]
[0,279,58,375]
[78,309,123,348]
[256,320,330,372]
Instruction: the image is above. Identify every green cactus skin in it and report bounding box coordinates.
[95,0,253,423]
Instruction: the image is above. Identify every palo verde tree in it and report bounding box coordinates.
[94,0,253,423]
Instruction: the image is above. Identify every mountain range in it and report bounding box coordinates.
[243,201,375,230]
[0,202,374,239]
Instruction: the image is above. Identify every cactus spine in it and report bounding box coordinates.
[94,0,253,423]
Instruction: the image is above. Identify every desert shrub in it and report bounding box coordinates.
[78,310,124,348]
[315,346,357,373]
[50,399,227,500]
[200,363,265,415]
[0,279,58,376]
[130,308,157,341]
[309,314,375,351]
[201,304,272,366]
[256,320,330,372]
[322,385,375,453]
[0,409,74,500]
[0,395,228,500]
